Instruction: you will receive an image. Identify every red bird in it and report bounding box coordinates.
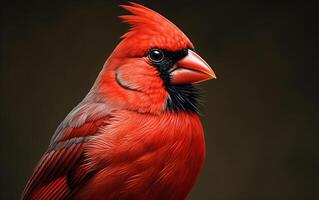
[22,2,216,200]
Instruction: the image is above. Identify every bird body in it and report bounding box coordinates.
[22,2,215,199]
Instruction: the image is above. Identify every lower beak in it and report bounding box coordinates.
[170,49,216,85]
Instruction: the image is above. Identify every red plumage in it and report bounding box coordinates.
[22,2,215,200]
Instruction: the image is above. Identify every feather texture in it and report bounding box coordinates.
[22,102,112,199]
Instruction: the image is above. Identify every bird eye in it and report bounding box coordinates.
[148,49,164,62]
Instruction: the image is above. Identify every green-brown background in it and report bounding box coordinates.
[1,0,318,199]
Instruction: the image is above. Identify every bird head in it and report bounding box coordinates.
[95,2,216,114]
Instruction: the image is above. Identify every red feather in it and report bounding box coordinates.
[22,2,210,200]
[22,102,112,199]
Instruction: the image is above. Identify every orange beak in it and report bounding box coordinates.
[170,50,216,85]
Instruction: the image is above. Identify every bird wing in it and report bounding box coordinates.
[22,102,112,200]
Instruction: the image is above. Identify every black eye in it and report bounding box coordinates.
[148,49,164,62]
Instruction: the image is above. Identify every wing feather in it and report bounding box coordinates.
[22,102,112,200]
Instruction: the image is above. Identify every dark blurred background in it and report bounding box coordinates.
[1,0,318,199]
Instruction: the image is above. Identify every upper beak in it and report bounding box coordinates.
[170,49,216,85]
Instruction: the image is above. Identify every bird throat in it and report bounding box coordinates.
[165,84,199,113]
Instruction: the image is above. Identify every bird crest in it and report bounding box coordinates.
[118,2,193,53]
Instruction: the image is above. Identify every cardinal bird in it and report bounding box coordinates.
[22,2,216,200]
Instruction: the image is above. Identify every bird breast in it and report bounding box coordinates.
[78,111,205,200]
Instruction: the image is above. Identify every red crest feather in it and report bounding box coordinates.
[118,2,193,54]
